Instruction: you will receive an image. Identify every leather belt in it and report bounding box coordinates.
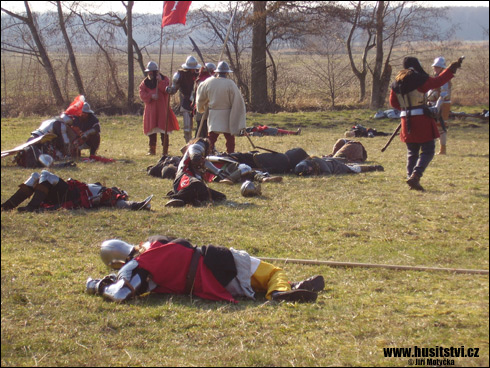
[400,108,424,117]
[184,247,202,295]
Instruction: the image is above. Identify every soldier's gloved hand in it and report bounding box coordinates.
[448,61,462,74]
[151,94,158,100]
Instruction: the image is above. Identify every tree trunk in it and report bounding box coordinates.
[56,1,85,97]
[127,1,134,111]
[370,1,385,109]
[22,3,65,107]
[251,1,269,113]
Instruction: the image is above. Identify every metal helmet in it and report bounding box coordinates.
[145,61,159,72]
[181,56,201,70]
[432,57,446,68]
[294,161,313,176]
[60,113,73,125]
[38,154,54,167]
[216,61,233,73]
[205,62,216,73]
[241,180,261,197]
[100,239,134,269]
[82,102,94,114]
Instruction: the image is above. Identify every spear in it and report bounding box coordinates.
[163,41,175,155]
[258,257,488,275]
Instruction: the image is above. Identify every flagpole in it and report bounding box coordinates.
[158,2,167,69]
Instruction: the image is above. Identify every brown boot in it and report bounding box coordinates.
[290,275,325,292]
[406,172,425,191]
[271,289,318,303]
[438,145,446,155]
[1,184,34,211]
[146,145,156,156]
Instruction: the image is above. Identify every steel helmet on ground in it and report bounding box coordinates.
[241,180,261,197]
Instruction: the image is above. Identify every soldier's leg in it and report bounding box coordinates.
[224,133,235,154]
[18,171,65,211]
[182,109,193,143]
[406,143,420,178]
[207,132,219,152]
[87,133,101,156]
[1,173,39,211]
[250,261,291,300]
[147,134,157,155]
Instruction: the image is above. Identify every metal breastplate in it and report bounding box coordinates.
[396,89,426,110]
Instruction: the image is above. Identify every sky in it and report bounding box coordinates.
[1,1,489,14]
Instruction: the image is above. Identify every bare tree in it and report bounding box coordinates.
[251,1,268,112]
[1,2,65,107]
[303,35,354,108]
[198,2,252,104]
[122,1,134,110]
[74,9,126,102]
[55,1,85,96]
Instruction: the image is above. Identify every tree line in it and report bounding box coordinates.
[1,1,457,115]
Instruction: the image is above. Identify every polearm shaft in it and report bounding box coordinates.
[258,257,489,275]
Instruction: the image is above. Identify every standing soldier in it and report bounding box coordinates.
[196,61,246,154]
[166,55,201,143]
[194,62,216,138]
[389,56,461,191]
[427,57,452,155]
[139,61,179,156]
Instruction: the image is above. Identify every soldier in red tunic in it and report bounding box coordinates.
[87,235,325,303]
[389,56,461,191]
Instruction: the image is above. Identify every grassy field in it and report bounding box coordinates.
[1,108,488,366]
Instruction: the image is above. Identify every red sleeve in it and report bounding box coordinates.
[389,89,401,110]
[139,81,153,104]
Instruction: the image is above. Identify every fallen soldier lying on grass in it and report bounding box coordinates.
[87,235,325,303]
[241,125,301,136]
[1,170,152,212]
[294,157,384,176]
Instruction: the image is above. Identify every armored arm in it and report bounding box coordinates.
[86,260,151,303]
[166,71,181,95]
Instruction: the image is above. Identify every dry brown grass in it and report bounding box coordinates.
[1,42,488,116]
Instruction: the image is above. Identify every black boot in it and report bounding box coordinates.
[17,182,50,212]
[271,289,318,303]
[128,195,153,211]
[1,184,34,211]
[290,275,325,292]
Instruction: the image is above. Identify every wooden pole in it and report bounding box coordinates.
[258,257,489,275]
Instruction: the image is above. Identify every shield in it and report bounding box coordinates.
[1,133,57,158]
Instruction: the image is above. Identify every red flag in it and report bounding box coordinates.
[161,1,192,28]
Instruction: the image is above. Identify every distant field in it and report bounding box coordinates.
[1,41,488,116]
[1,109,488,366]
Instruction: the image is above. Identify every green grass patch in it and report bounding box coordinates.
[1,110,488,366]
